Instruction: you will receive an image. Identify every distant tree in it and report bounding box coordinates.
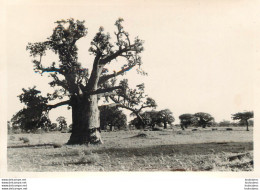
[194,112,214,128]
[232,111,254,131]
[219,120,231,127]
[50,123,58,131]
[143,110,160,129]
[56,116,67,131]
[157,109,175,129]
[129,110,158,129]
[11,87,51,132]
[100,107,127,131]
[179,114,196,130]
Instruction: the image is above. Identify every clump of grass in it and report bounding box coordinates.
[130,132,148,138]
[19,137,30,143]
[76,150,100,165]
[53,143,62,148]
[83,149,93,155]
[136,132,148,138]
[152,128,162,131]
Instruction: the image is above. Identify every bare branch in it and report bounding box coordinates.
[109,95,136,113]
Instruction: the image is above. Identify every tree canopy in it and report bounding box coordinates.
[193,112,214,128]
[23,18,151,144]
[157,109,175,129]
[129,109,174,130]
[11,87,51,132]
[179,113,196,130]
[100,106,127,131]
[232,111,253,131]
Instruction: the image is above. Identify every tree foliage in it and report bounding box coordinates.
[56,116,68,131]
[106,79,157,126]
[11,87,51,132]
[158,109,175,129]
[179,113,197,130]
[218,120,231,127]
[193,112,214,128]
[232,111,253,131]
[100,107,127,131]
[129,109,174,129]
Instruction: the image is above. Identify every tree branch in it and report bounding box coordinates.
[47,100,70,110]
[99,48,130,65]
[138,105,152,112]
[86,86,123,96]
[109,95,136,113]
[36,66,62,74]
[98,103,119,109]
[98,64,136,85]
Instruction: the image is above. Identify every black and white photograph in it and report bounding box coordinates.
[1,0,260,184]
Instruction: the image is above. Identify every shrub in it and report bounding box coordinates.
[226,128,233,131]
[9,136,15,140]
[19,137,30,143]
[53,143,62,148]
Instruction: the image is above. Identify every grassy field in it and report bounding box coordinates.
[7,127,254,172]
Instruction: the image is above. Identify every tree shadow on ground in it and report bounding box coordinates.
[92,142,253,158]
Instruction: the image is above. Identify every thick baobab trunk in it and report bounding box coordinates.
[67,95,103,145]
[68,58,104,145]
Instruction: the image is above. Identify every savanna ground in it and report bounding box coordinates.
[7,127,253,172]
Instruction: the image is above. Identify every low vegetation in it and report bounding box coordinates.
[8,127,253,172]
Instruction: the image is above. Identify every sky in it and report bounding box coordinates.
[4,0,259,124]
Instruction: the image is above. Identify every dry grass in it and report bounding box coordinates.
[7,127,253,172]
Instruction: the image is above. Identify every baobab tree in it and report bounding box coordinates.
[26,18,146,144]
[194,112,214,128]
[158,109,174,129]
[179,113,196,130]
[232,111,254,131]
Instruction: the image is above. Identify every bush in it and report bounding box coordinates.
[9,136,15,140]
[152,127,162,131]
[19,137,30,143]
[226,128,233,131]
[53,143,62,148]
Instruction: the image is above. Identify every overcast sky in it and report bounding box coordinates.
[5,0,258,124]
